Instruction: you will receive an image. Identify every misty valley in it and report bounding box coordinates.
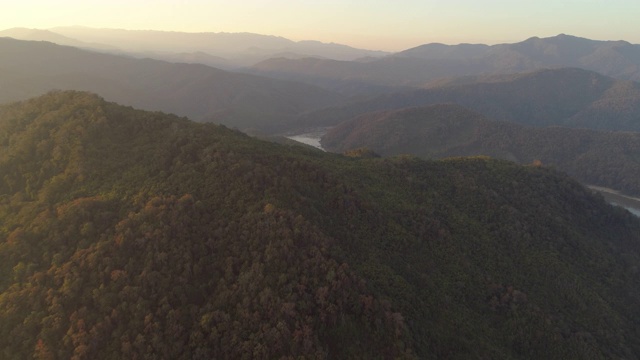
[3,27,640,359]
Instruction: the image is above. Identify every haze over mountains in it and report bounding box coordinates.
[0,27,117,51]
[3,34,639,137]
[0,27,389,69]
[250,34,640,92]
[2,30,640,195]
[0,37,344,133]
[299,67,640,132]
[5,28,640,91]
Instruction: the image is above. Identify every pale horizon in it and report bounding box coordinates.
[3,0,639,52]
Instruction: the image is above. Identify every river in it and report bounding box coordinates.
[285,129,327,151]
[588,186,640,217]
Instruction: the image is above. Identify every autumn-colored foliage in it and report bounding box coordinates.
[1,91,640,359]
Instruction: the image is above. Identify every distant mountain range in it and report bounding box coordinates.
[3,35,639,138]
[297,68,640,132]
[0,27,118,51]
[8,29,640,89]
[322,104,640,196]
[6,28,640,102]
[249,34,640,93]
[0,37,344,133]
[0,27,389,69]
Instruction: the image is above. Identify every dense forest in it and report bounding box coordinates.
[2,91,640,359]
[322,104,640,196]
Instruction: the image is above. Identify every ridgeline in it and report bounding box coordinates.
[1,91,640,359]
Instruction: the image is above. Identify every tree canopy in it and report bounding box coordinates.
[2,91,640,359]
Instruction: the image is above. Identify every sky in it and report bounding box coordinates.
[3,0,639,51]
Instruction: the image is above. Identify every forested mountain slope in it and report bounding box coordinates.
[2,91,640,359]
[322,104,640,196]
[297,68,640,132]
[0,38,343,133]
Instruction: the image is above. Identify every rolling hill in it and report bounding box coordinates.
[296,67,640,132]
[0,37,343,133]
[2,91,640,358]
[322,104,640,196]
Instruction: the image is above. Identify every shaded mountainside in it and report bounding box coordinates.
[248,56,478,96]
[322,104,640,196]
[2,92,640,359]
[397,34,640,81]
[249,34,640,92]
[247,57,410,97]
[297,68,640,132]
[0,38,343,133]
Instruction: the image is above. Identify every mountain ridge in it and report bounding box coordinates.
[249,34,640,93]
[322,104,640,196]
[45,26,390,64]
[2,91,640,358]
[0,37,344,133]
[296,67,640,132]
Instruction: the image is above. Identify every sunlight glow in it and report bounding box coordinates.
[3,0,639,50]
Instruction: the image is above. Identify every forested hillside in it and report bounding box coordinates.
[2,92,640,359]
[296,68,640,132]
[322,104,640,196]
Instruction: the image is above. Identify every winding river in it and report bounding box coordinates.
[588,186,640,217]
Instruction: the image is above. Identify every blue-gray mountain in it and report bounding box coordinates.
[297,67,640,132]
[0,26,389,69]
[0,37,344,133]
[250,34,640,94]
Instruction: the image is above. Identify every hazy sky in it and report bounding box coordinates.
[3,0,639,51]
